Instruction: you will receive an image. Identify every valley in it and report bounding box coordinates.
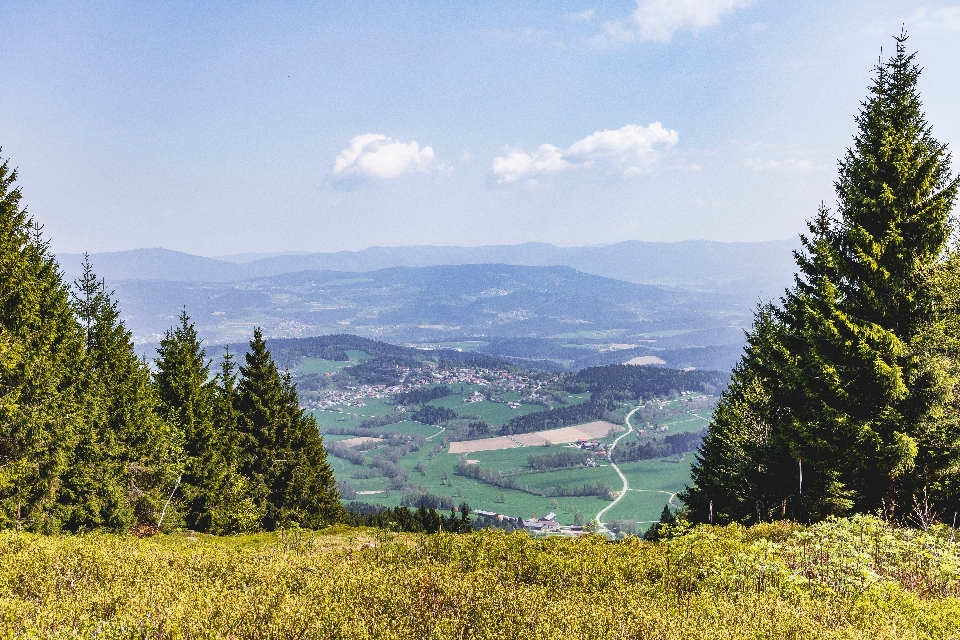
[282,337,723,533]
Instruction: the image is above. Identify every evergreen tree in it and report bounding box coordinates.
[208,346,262,534]
[236,329,341,529]
[153,311,224,530]
[64,257,182,531]
[0,154,86,532]
[643,504,676,542]
[682,36,960,523]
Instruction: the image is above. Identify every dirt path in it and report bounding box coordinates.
[595,406,639,536]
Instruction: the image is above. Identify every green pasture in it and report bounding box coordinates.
[467,445,567,473]
[338,435,616,524]
[463,400,544,426]
[518,465,620,491]
[604,489,678,524]
[311,410,363,429]
[618,457,694,494]
[294,350,372,374]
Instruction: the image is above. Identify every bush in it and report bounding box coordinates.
[2,516,960,637]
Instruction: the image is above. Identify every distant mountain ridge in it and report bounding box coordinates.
[58,239,800,294]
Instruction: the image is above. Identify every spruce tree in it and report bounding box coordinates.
[682,35,959,523]
[236,328,341,529]
[0,154,86,532]
[67,257,182,531]
[208,346,262,534]
[153,310,224,530]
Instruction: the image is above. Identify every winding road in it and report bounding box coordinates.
[595,405,639,536]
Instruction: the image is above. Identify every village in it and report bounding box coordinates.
[302,362,559,411]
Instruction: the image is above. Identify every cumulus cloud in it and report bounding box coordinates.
[333,134,438,179]
[492,123,677,183]
[600,0,757,43]
[492,144,572,183]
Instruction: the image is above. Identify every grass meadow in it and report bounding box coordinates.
[2,516,959,638]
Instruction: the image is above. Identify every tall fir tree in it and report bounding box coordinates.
[153,311,225,530]
[682,35,960,523]
[0,154,87,532]
[208,346,262,534]
[66,257,182,531]
[236,328,341,530]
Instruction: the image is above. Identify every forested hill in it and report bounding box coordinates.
[571,365,728,399]
[265,334,551,372]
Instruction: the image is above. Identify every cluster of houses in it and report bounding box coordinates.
[571,439,607,459]
[473,510,563,533]
[303,361,561,412]
[462,390,484,404]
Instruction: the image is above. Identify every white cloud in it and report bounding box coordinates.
[333,134,438,179]
[492,144,572,183]
[569,9,596,22]
[600,0,757,43]
[492,123,678,183]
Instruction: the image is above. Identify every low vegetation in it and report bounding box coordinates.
[2,516,959,638]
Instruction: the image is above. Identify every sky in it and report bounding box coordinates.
[1,1,959,256]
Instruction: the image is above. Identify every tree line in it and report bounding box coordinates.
[343,502,473,534]
[0,166,340,533]
[612,429,705,464]
[498,400,618,436]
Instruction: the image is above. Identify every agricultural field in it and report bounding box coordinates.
[300,349,720,529]
[293,349,374,374]
[323,398,714,525]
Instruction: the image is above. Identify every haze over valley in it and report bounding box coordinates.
[58,238,798,371]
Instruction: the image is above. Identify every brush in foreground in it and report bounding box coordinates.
[0,515,959,638]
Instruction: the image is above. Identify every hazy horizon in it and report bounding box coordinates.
[56,236,799,261]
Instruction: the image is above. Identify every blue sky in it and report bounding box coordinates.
[1,1,959,255]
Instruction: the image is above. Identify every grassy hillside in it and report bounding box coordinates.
[2,516,958,638]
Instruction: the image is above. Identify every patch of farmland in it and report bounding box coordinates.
[535,421,622,444]
[449,437,520,454]
[449,420,621,453]
[338,436,382,447]
[511,433,550,446]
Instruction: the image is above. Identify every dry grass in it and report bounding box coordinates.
[448,436,520,454]
[450,421,621,453]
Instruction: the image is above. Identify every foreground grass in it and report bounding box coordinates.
[1,516,959,638]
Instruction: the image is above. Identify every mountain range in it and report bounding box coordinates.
[58,239,799,294]
[55,240,802,372]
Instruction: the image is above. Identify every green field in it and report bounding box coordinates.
[294,350,373,374]
[331,418,698,526]
[319,385,713,527]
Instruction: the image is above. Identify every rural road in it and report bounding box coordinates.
[595,405,639,536]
